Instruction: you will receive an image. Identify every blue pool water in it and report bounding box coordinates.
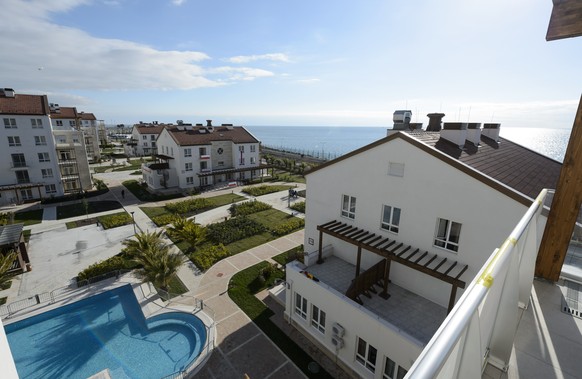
[5,285,207,379]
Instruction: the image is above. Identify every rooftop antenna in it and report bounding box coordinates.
[490,112,495,122]
[458,107,461,121]
[467,106,472,122]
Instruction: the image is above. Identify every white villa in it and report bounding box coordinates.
[125,122,169,157]
[142,120,262,191]
[284,118,561,378]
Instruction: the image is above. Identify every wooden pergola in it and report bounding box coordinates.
[317,220,468,313]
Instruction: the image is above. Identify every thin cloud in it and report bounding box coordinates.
[227,53,290,64]
[0,0,273,91]
[172,0,187,5]
[296,78,320,84]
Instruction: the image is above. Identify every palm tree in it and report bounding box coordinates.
[166,216,207,253]
[122,230,167,258]
[0,250,17,288]
[132,247,183,293]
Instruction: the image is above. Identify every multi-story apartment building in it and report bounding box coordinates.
[50,107,102,163]
[78,112,103,162]
[125,122,168,157]
[142,120,261,191]
[0,88,65,204]
[285,118,561,378]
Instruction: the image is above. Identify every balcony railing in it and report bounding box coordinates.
[405,189,548,378]
[200,154,210,160]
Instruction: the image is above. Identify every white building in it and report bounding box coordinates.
[142,121,261,191]
[0,88,65,204]
[285,119,561,378]
[78,112,104,162]
[125,122,168,157]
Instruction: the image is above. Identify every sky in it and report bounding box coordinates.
[1,0,580,128]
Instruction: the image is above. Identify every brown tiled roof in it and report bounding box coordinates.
[50,106,77,119]
[79,112,96,120]
[168,126,259,146]
[308,131,562,205]
[135,125,167,135]
[407,131,561,201]
[0,94,50,115]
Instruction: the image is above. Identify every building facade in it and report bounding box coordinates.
[142,121,261,191]
[284,121,560,378]
[125,123,167,157]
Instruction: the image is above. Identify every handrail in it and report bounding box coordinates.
[406,189,548,378]
[345,259,385,301]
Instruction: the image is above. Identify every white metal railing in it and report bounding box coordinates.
[406,189,548,378]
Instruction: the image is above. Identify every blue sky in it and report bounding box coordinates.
[1,0,580,128]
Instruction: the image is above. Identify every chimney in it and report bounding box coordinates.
[49,103,61,113]
[1,88,15,97]
[426,113,445,131]
[440,122,468,148]
[466,123,482,146]
[482,123,501,142]
[392,110,412,130]
[206,120,212,127]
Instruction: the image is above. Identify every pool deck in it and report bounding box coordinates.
[1,170,311,379]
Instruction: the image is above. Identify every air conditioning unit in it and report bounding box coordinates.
[332,322,345,337]
[331,335,344,349]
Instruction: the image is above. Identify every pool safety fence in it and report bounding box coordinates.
[0,269,132,318]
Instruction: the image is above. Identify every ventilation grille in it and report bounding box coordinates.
[562,280,582,319]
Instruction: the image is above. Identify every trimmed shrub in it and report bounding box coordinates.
[229,201,272,217]
[152,214,179,227]
[191,244,229,271]
[93,178,108,191]
[207,217,266,245]
[98,212,132,229]
[271,218,305,236]
[242,185,290,197]
[165,198,211,215]
[289,201,305,213]
[77,254,139,282]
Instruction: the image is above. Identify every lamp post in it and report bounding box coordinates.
[130,211,136,234]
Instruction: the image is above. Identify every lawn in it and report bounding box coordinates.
[13,209,44,226]
[242,184,293,196]
[228,261,332,379]
[56,201,122,220]
[122,180,184,202]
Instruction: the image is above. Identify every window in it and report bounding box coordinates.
[341,195,356,219]
[199,147,207,156]
[20,189,33,200]
[35,136,47,145]
[11,154,26,168]
[218,161,224,167]
[185,162,193,171]
[73,138,79,143]
[356,337,377,373]
[239,157,245,165]
[239,145,245,152]
[56,120,63,126]
[69,120,75,127]
[295,293,308,320]
[397,367,408,379]
[184,148,192,157]
[311,305,326,334]
[143,142,148,147]
[8,136,21,146]
[38,152,50,162]
[250,145,256,153]
[15,170,30,184]
[60,152,72,161]
[171,147,173,156]
[381,205,401,233]
[434,218,462,252]
[150,135,155,140]
[200,161,208,171]
[250,157,256,165]
[42,168,54,178]
[31,118,43,128]
[186,177,194,185]
[3,118,16,128]
[383,357,396,379]
[45,184,57,194]
[142,135,147,140]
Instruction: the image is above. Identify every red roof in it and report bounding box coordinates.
[167,125,259,146]
[0,94,50,115]
[50,106,78,119]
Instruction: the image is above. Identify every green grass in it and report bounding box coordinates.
[13,209,44,226]
[23,229,31,242]
[229,261,333,379]
[0,280,12,290]
[56,201,122,220]
[290,201,305,213]
[0,297,6,305]
[122,180,184,202]
[272,245,304,266]
[140,206,168,219]
[242,184,293,196]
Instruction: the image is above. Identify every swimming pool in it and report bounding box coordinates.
[5,284,207,379]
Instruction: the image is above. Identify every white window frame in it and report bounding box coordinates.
[45,184,57,194]
[3,118,16,128]
[238,145,245,153]
[311,304,326,334]
[186,176,194,185]
[295,292,307,320]
[8,136,21,146]
[185,162,193,172]
[184,148,192,157]
[250,145,256,153]
[434,218,462,253]
[200,161,208,170]
[69,120,75,127]
[41,168,54,178]
[142,135,147,140]
[356,337,377,373]
[250,157,256,165]
[38,152,50,162]
[341,194,356,219]
[381,205,401,234]
[240,157,245,165]
[35,136,47,146]
[31,118,43,128]
[21,189,33,200]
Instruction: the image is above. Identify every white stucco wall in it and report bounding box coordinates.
[0,319,18,379]
[304,135,528,307]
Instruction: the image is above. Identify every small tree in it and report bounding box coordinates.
[122,230,167,258]
[133,247,183,293]
[0,251,17,288]
[166,216,206,253]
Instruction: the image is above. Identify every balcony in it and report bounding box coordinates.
[10,162,28,169]
[200,154,211,160]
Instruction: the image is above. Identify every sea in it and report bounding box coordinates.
[246,125,572,163]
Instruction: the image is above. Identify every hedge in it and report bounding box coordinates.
[242,185,291,197]
[270,218,305,236]
[289,201,305,213]
[190,244,229,271]
[165,198,211,215]
[207,217,266,245]
[98,212,133,229]
[77,254,139,282]
[151,214,179,227]
[229,201,272,217]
